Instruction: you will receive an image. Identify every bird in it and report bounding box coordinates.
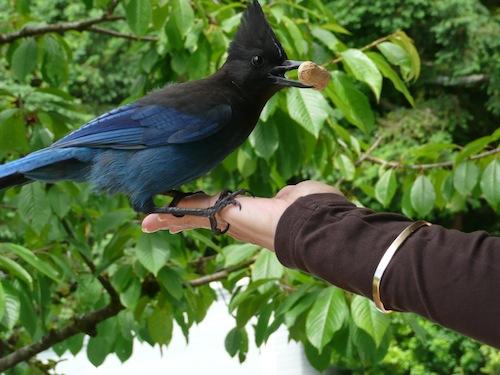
[0,0,311,234]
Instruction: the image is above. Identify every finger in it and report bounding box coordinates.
[142,213,210,233]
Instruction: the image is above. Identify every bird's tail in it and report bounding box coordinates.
[0,147,94,190]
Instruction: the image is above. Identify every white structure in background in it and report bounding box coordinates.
[40,286,320,375]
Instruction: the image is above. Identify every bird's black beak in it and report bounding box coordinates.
[269,60,313,88]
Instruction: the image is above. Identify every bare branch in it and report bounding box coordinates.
[0,14,124,45]
[189,258,255,287]
[324,35,392,67]
[0,297,123,372]
[429,74,490,87]
[363,147,500,170]
[88,26,158,42]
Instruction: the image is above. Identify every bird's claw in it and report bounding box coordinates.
[152,189,247,235]
[207,189,247,234]
[167,190,204,218]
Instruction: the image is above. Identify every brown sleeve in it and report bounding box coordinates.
[274,193,500,348]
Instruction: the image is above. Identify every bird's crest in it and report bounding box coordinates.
[228,0,287,62]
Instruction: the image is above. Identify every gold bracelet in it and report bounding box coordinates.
[372,220,431,313]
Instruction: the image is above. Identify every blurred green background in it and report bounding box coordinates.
[0,0,499,373]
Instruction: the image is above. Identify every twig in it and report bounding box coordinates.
[356,135,384,166]
[188,258,255,287]
[323,35,392,67]
[363,147,500,170]
[336,135,384,187]
[0,204,16,210]
[88,26,158,42]
[0,14,124,45]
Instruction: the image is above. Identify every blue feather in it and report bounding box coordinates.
[52,104,232,149]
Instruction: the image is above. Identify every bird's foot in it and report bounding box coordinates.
[164,190,204,217]
[153,189,250,235]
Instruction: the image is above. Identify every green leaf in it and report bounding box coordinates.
[225,327,248,362]
[0,108,28,153]
[367,52,414,106]
[0,255,33,289]
[341,49,383,100]
[390,31,420,81]
[249,121,279,160]
[335,154,356,181]
[351,295,390,346]
[115,334,134,363]
[255,303,274,347]
[260,95,279,122]
[124,0,152,35]
[157,267,184,300]
[237,146,257,178]
[455,135,495,164]
[223,244,260,267]
[11,38,37,81]
[251,251,284,288]
[42,35,68,86]
[375,169,398,207]
[481,159,500,207]
[135,232,170,276]
[47,185,72,219]
[306,287,348,352]
[18,182,52,233]
[453,161,480,196]
[148,304,173,345]
[286,89,330,138]
[410,175,436,217]
[376,42,410,68]
[282,16,308,56]
[0,281,5,321]
[120,278,141,309]
[1,284,20,330]
[172,0,194,38]
[327,71,375,132]
[0,243,61,282]
[87,339,109,366]
[311,26,344,53]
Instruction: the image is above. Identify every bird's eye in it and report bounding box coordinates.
[251,55,264,67]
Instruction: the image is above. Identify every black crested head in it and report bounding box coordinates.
[228,0,286,65]
[223,0,311,100]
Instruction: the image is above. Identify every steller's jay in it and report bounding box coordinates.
[0,0,311,233]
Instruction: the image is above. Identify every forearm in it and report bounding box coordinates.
[274,193,500,348]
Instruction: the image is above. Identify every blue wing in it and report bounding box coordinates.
[52,103,232,149]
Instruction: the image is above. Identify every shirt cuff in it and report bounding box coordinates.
[274,193,355,269]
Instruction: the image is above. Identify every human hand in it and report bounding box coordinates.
[141,181,342,251]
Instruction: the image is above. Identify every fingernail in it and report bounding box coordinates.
[142,226,158,234]
[158,215,170,222]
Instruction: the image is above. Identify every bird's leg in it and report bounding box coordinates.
[153,189,251,235]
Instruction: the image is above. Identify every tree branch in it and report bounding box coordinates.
[188,258,255,287]
[363,147,500,170]
[88,26,158,42]
[0,254,255,371]
[324,35,392,67]
[0,284,124,372]
[428,74,490,87]
[0,14,124,45]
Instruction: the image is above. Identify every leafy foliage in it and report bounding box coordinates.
[0,0,498,373]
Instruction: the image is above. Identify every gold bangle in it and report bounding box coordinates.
[372,220,431,313]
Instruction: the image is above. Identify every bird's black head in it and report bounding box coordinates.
[224,1,311,99]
